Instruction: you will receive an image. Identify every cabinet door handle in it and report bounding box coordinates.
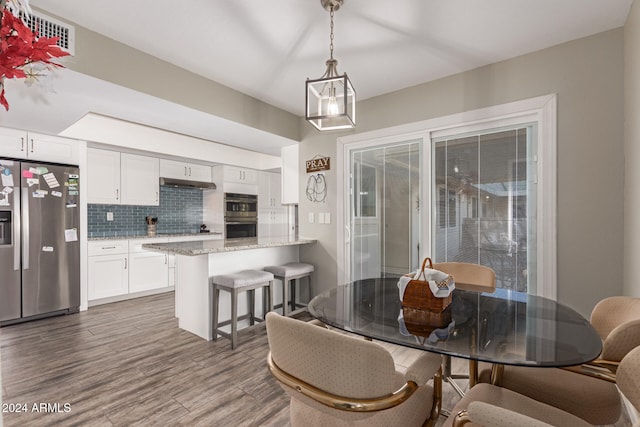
[29,138,34,153]
[189,167,192,176]
[156,191,159,202]
[116,189,119,200]
[165,254,168,264]
[20,137,25,152]
[184,166,188,176]
[124,258,128,269]
[101,246,116,250]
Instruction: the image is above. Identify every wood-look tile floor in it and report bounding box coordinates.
[0,292,632,426]
[1,293,291,427]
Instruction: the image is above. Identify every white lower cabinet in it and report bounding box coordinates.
[88,238,169,303]
[88,235,223,304]
[128,238,169,293]
[129,251,169,293]
[88,240,129,300]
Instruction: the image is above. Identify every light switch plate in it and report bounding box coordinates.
[308,212,314,223]
[324,212,331,224]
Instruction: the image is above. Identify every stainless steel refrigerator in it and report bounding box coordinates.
[0,159,80,324]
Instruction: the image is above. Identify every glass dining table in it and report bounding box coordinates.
[308,277,603,386]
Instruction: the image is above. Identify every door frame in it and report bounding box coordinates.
[337,94,557,299]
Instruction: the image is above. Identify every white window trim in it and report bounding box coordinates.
[337,94,557,299]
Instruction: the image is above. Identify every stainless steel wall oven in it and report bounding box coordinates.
[224,193,258,240]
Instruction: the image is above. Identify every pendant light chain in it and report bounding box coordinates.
[305,0,356,131]
[329,6,334,60]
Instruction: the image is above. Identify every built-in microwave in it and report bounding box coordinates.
[224,193,257,220]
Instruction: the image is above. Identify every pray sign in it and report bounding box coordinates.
[306,156,330,173]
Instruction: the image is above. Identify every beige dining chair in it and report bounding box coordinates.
[433,262,497,294]
[476,295,640,425]
[432,261,496,394]
[265,311,443,427]
[445,343,640,427]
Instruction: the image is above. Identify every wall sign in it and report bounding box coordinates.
[306,156,330,173]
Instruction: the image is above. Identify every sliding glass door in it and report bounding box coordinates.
[345,126,538,293]
[349,140,422,281]
[432,126,537,293]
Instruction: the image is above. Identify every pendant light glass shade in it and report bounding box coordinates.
[305,0,356,131]
[306,63,355,131]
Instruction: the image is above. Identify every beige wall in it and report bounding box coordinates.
[625,0,640,297]
[299,28,625,318]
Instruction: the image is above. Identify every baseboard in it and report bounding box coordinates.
[88,287,175,307]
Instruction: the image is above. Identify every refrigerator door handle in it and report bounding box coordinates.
[22,187,29,270]
[13,190,20,270]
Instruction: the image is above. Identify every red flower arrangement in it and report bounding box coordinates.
[0,0,69,110]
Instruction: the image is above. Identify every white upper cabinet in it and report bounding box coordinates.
[213,165,258,194]
[281,144,299,204]
[258,171,286,237]
[258,171,282,208]
[0,127,80,164]
[0,127,27,158]
[121,153,160,206]
[87,148,121,204]
[223,165,258,185]
[87,149,159,206]
[160,159,211,182]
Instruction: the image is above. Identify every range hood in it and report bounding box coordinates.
[159,177,217,190]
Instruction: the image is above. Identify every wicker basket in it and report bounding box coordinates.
[401,257,453,312]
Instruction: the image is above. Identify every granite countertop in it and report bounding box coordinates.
[142,236,316,255]
[88,232,223,241]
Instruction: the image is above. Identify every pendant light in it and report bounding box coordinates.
[305,0,356,131]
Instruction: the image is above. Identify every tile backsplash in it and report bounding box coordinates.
[88,186,204,237]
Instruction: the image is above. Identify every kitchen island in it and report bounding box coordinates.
[143,236,315,340]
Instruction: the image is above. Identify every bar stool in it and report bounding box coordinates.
[211,270,274,349]
[264,262,314,316]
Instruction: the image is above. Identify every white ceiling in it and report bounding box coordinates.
[1,0,633,156]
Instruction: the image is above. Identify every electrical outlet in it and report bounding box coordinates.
[107,212,114,221]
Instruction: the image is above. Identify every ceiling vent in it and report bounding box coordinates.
[16,10,75,56]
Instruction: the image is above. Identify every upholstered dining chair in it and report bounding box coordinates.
[432,262,497,394]
[265,312,443,427]
[445,342,640,427]
[476,295,640,425]
[432,262,497,294]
